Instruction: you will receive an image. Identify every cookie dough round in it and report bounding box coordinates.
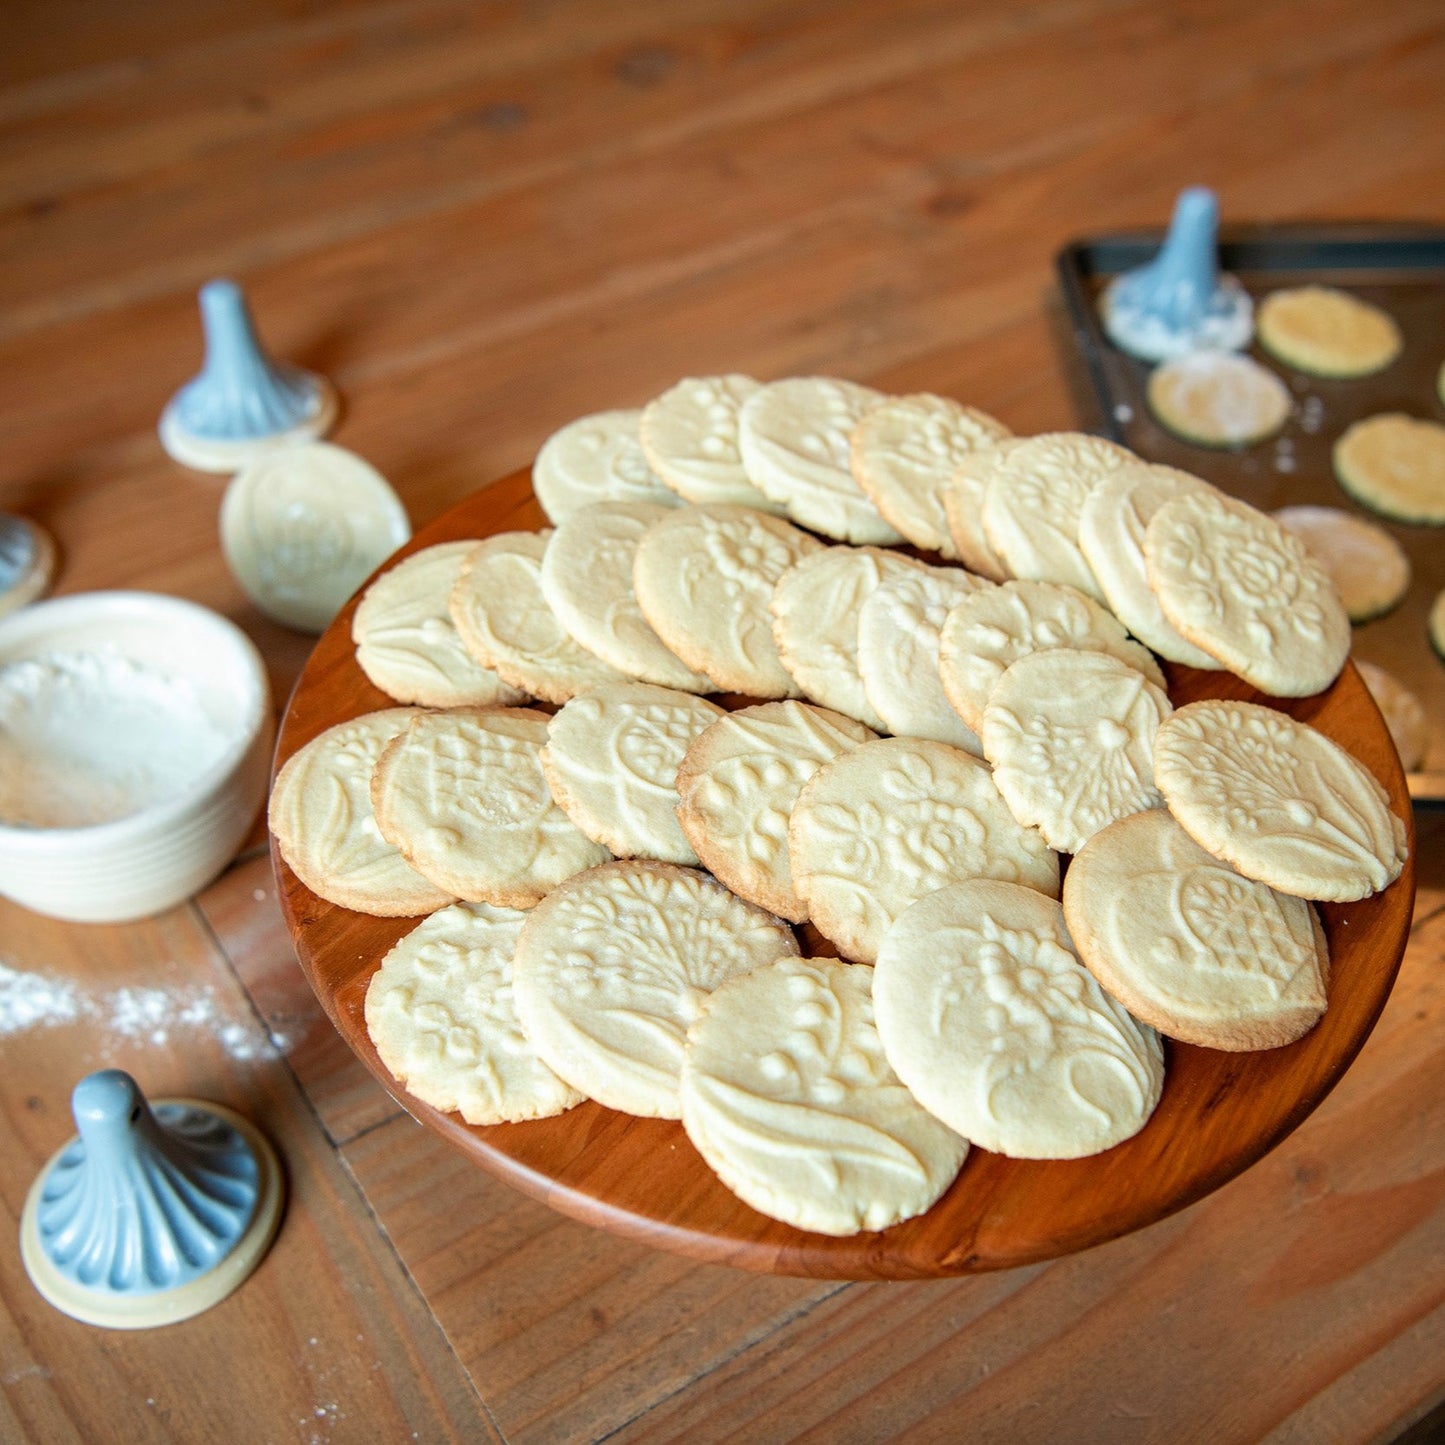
[532,409,678,522]
[848,393,1010,557]
[681,956,966,1235]
[450,531,629,704]
[737,377,903,544]
[938,579,1164,736]
[268,709,454,917]
[982,648,1172,856]
[353,542,528,708]
[540,683,724,863]
[1153,700,1409,903]
[788,736,1059,964]
[365,901,584,1124]
[1333,413,1445,525]
[1146,490,1351,697]
[371,706,611,907]
[538,502,713,692]
[1355,660,1428,772]
[1257,285,1402,378]
[1146,351,1291,448]
[873,881,1164,1159]
[1271,505,1411,624]
[639,374,779,510]
[856,567,990,752]
[513,861,799,1119]
[632,504,822,697]
[675,701,876,922]
[1077,462,1223,668]
[1063,809,1329,1052]
[980,432,1133,600]
[769,545,928,730]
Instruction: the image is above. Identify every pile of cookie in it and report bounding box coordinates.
[269,376,1409,1238]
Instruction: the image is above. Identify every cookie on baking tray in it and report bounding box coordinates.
[938,579,1164,736]
[639,374,779,511]
[532,409,678,521]
[675,700,876,922]
[1063,809,1329,1052]
[1333,413,1445,525]
[737,377,903,544]
[449,531,629,704]
[981,648,1172,856]
[538,502,713,692]
[1257,285,1402,378]
[1270,504,1411,625]
[849,393,1010,557]
[787,735,1059,965]
[541,683,724,864]
[269,708,455,918]
[352,541,528,709]
[681,955,967,1235]
[632,504,822,697]
[1153,700,1408,903]
[1145,351,1291,448]
[371,706,611,907]
[365,901,584,1124]
[872,880,1165,1159]
[1145,490,1350,697]
[512,861,799,1119]
[769,544,928,731]
[856,567,991,753]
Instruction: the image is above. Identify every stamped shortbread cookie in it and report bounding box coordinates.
[873,880,1164,1158]
[532,409,678,521]
[849,393,1010,557]
[1333,414,1445,525]
[675,701,876,922]
[769,545,928,730]
[632,505,822,696]
[1355,661,1428,773]
[1270,505,1410,624]
[681,956,966,1235]
[639,375,779,510]
[450,531,629,704]
[1257,285,1402,378]
[1146,490,1351,697]
[856,568,990,751]
[979,432,1133,600]
[512,861,799,1118]
[938,579,1165,736]
[737,377,903,544]
[352,542,528,708]
[981,649,1172,855]
[269,709,455,917]
[788,736,1059,964]
[538,502,713,691]
[1077,462,1222,669]
[1154,700,1408,902]
[1145,351,1291,448]
[371,707,611,907]
[365,902,584,1124]
[1064,809,1329,1051]
[943,440,1026,581]
[541,683,724,863]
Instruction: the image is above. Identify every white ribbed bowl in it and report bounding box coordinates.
[0,592,273,923]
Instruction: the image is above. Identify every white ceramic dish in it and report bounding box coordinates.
[0,591,273,923]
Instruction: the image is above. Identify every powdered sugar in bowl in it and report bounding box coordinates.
[0,592,273,922]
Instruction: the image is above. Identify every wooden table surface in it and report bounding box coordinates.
[3,2,1445,1440]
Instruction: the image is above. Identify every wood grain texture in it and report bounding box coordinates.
[274,469,1416,1281]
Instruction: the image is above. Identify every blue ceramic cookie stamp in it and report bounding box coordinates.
[0,515,55,618]
[20,1070,284,1328]
[1100,187,1254,362]
[159,278,339,473]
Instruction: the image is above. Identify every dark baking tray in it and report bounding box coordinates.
[1056,223,1445,802]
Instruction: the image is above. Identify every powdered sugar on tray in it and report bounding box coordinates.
[0,959,284,1060]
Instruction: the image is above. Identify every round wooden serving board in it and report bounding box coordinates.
[273,468,1417,1281]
